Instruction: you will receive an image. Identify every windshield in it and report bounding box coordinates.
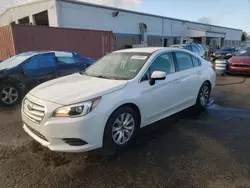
[0,53,35,70]
[84,52,151,80]
[235,47,250,56]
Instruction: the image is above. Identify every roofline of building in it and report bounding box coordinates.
[0,0,243,33]
[62,0,242,32]
[0,0,51,18]
[187,27,227,34]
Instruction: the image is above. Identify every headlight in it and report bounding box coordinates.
[53,97,101,117]
[226,53,232,56]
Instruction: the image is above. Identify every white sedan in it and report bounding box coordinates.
[22,47,216,152]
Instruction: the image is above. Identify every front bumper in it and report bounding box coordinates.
[22,94,106,152]
[226,65,250,75]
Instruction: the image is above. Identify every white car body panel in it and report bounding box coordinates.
[30,73,128,105]
[22,47,216,153]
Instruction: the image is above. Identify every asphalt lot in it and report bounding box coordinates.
[1,76,250,188]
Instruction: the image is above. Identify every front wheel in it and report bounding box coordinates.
[194,82,211,110]
[103,106,139,151]
[0,84,21,106]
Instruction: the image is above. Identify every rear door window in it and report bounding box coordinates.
[174,52,194,71]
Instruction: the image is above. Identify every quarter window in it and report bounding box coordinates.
[57,57,76,64]
[175,52,194,71]
[149,53,175,74]
[191,56,201,67]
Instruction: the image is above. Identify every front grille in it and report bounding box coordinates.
[26,124,48,142]
[23,98,45,124]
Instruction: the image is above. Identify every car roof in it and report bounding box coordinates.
[20,51,73,57]
[112,47,201,54]
[171,44,187,47]
[113,47,165,53]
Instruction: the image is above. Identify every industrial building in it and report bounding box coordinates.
[0,0,242,50]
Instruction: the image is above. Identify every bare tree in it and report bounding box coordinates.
[198,17,212,24]
[247,33,250,41]
[242,31,250,41]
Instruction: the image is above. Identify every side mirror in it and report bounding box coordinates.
[149,71,166,85]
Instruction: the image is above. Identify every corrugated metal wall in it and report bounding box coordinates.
[0,25,15,61]
[11,24,114,60]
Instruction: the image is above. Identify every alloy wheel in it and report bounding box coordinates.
[199,85,210,107]
[1,87,19,105]
[112,113,135,145]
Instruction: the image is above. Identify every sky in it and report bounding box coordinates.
[0,0,249,33]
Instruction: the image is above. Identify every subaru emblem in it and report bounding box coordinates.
[27,104,33,111]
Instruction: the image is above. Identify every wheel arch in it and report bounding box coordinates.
[204,80,212,89]
[102,102,142,147]
[107,103,142,126]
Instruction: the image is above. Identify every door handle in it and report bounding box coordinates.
[197,71,202,75]
[174,79,181,84]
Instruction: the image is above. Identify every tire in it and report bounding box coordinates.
[194,82,211,110]
[103,106,139,151]
[0,84,21,106]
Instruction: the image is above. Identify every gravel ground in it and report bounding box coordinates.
[1,76,250,188]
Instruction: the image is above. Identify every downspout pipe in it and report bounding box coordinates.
[161,18,164,47]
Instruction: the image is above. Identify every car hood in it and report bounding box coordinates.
[230,56,250,64]
[29,73,128,105]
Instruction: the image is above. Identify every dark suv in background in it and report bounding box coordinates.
[0,51,94,106]
[211,46,241,61]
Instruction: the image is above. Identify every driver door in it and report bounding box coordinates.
[21,53,56,93]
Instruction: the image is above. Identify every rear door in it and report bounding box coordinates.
[172,51,203,107]
[21,53,56,93]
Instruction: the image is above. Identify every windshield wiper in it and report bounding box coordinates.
[80,72,127,80]
[93,75,111,79]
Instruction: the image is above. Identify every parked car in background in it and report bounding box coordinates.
[0,51,93,106]
[170,43,205,58]
[22,47,216,153]
[226,46,250,74]
[211,46,240,61]
[199,44,209,56]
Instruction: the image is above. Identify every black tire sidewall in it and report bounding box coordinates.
[195,82,211,109]
[0,84,21,106]
[103,106,139,151]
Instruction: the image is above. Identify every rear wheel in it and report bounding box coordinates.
[194,82,211,110]
[0,84,21,106]
[103,106,139,151]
